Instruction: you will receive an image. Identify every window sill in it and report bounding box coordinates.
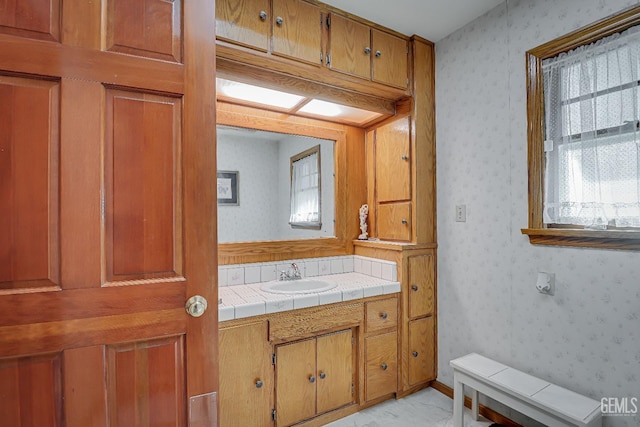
[521,228,640,250]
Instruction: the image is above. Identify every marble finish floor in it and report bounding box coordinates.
[326,387,494,427]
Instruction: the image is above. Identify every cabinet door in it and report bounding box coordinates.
[408,255,435,318]
[408,317,436,386]
[219,321,273,427]
[372,29,408,88]
[328,14,371,79]
[276,338,317,426]
[272,0,322,65]
[377,202,411,241]
[365,332,398,401]
[216,0,270,51]
[375,116,411,203]
[317,330,354,414]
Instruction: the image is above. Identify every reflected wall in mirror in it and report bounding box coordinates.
[217,125,335,243]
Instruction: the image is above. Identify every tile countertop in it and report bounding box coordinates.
[218,272,401,322]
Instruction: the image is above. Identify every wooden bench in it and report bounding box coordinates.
[450,353,602,427]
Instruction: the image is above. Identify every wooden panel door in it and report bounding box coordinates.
[371,29,408,89]
[377,202,411,241]
[272,0,322,65]
[408,255,435,319]
[276,338,316,426]
[220,321,272,426]
[365,332,397,401]
[408,317,436,386]
[328,14,370,80]
[375,116,411,203]
[216,0,270,51]
[316,330,354,414]
[0,0,218,426]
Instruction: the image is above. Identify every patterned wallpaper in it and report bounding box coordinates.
[435,1,640,426]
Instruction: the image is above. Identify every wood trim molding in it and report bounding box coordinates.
[430,381,522,427]
[523,4,640,250]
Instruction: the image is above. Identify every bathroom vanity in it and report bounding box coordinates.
[214,0,436,425]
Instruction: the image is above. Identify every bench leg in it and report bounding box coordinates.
[453,374,464,427]
[471,388,479,421]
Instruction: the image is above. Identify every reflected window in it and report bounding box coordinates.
[289,145,321,229]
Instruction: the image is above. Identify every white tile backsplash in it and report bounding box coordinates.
[218,255,397,288]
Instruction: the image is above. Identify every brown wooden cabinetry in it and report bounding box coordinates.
[275,329,355,426]
[408,254,435,319]
[219,321,273,426]
[216,0,323,66]
[272,0,322,65]
[408,316,436,386]
[328,15,409,89]
[216,0,270,51]
[363,297,398,402]
[372,115,412,241]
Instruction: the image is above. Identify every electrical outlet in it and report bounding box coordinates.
[455,205,466,222]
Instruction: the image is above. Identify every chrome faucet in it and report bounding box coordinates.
[279,263,302,281]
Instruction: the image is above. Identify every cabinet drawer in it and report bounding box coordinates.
[269,302,363,341]
[366,297,397,332]
[365,332,397,401]
[377,202,411,241]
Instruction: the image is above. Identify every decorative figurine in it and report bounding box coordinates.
[358,204,369,240]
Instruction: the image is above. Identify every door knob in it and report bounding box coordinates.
[259,10,267,21]
[375,50,382,57]
[412,351,419,357]
[276,16,284,25]
[185,295,208,317]
[309,375,316,383]
[381,363,388,371]
[412,285,418,291]
[319,372,326,379]
[255,379,263,388]
[364,47,371,54]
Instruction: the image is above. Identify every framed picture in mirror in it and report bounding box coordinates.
[217,170,239,206]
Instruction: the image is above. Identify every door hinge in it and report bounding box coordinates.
[351,383,355,395]
[272,409,277,421]
[272,353,276,366]
[326,15,331,28]
[326,53,331,65]
[321,50,324,64]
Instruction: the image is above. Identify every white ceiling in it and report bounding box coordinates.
[320,0,504,42]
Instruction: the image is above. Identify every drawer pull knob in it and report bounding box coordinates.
[319,372,326,379]
[412,351,419,358]
[380,312,388,319]
[401,154,408,160]
[364,47,371,54]
[375,50,382,57]
[412,285,418,291]
[259,10,267,20]
[401,219,408,225]
[381,363,388,371]
[309,375,316,383]
[276,16,283,25]
[255,379,263,388]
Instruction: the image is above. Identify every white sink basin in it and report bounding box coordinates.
[260,279,337,294]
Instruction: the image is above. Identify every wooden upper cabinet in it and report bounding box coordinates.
[216,0,270,51]
[375,116,411,203]
[328,14,371,80]
[272,0,322,65]
[372,29,408,89]
[328,15,409,90]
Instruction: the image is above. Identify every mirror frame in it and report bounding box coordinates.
[217,101,353,265]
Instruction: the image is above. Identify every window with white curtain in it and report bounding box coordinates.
[289,145,321,229]
[542,26,640,229]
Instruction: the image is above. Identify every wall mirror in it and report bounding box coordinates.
[216,102,356,265]
[217,125,335,243]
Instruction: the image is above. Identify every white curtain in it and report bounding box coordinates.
[542,26,640,228]
[289,151,320,227]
